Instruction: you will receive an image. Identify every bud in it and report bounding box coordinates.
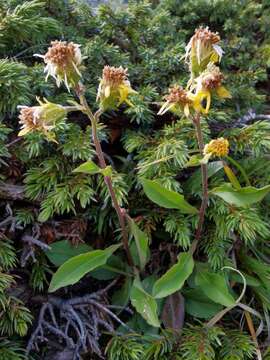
[185,26,223,76]
[158,85,192,117]
[35,41,83,91]
[203,137,229,158]
[96,66,136,110]
[18,99,67,140]
[189,63,231,114]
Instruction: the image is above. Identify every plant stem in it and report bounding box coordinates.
[75,87,134,267]
[190,113,208,255]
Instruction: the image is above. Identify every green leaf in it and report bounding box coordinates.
[45,240,92,267]
[152,252,194,299]
[112,277,132,313]
[90,255,127,280]
[196,271,236,307]
[73,160,101,175]
[49,244,121,292]
[223,165,241,190]
[211,183,270,207]
[128,217,150,271]
[142,179,198,214]
[184,288,223,319]
[130,278,160,328]
[186,161,224,193]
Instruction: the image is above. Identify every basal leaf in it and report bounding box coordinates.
[130,278,160,328]
[211,183,270,207]
[196,270,236,307]
[142,179,198,214]
[152,252,194,299]
[46,240,92,267]
[49,244,120,292]
[184,288,223,319]
[73,160,101,175]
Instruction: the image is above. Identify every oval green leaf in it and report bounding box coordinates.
[152,252,194,299]
[195,271,236,307]
[130,278,160,328]
[210,183,270,207]
[49,244,120,292]
[73,160,101,175]
[142,179,198,214]
[46,240,92,267]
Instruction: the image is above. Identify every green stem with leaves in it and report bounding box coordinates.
[75,86,134,267]
[191,113,208,255]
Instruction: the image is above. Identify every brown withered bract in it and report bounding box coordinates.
[165,86,191,105]
[102,65,128,86]
[44,41,77,68]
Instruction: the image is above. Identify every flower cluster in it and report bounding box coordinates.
[18,99,66,141]
[35,41,83,91]
[189,63,231,114]
[96,66,136,110]
[204,137,229,158]
[158,86,192,117]
[159,26,230,116]
[185,26,223,76]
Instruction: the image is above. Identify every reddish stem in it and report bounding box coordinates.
[76,87,134,267]
[190,113,208,255]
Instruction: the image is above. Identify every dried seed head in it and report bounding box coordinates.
[204,137,229,157]
[185,26,223,75]
[201,65,224,90]
[102,66,128,86]
[44,41,77,68]
[193,26,220,45]
[18,107,41,131]
[165,86,191,105]
[36,40,82,90]
[97,65,135,110]
[18,100,67,139]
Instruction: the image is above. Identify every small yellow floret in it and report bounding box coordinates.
[203,137,229,157]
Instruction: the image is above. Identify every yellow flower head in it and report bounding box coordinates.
[158,85,192,117]
[97,66,136,110]
[18,99,67,141]
[35,41,83,91]
[185,26,223,76]
[189,63,231,114]
[204,137,229,158]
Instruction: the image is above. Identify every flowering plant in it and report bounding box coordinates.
[15,20,270,359]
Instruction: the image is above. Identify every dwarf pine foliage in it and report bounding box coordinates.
[1,0,270,358]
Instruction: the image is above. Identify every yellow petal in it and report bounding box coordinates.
[192,90,211,114]
[158,101,170,115]
[184,103,190,118]
[125,98,134,107]
[18,127,32,136]
[105,85,111,98]
[217,86,232,99]
[118,85,129,105]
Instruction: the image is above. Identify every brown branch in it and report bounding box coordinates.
[0,182,40,204]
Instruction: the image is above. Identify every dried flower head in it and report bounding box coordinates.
[185,26,223,75]
[35,41,82,91]
[204,137,229,158]
[189,63,231,114]
[97,65,136,110]
[158,85,192,117]
[18,99,67,141]
[201,65,224,90]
